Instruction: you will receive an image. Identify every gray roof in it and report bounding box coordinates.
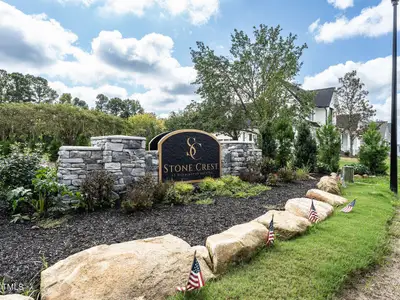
[312,87,336,107]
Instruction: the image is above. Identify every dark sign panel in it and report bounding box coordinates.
[148,131,171,150]
[158,130,221,183]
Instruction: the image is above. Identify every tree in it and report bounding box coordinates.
[359,122,389,175]
[105,98,144,118]
[0,69,10,103]
[294,122,317,171]
[128,113,165,144]
[316,117,341,172]
[274,116,294,168]
[6,72,31,102]
[72,97,89,109]
[59,93,72,104]
[335,70,376,155]
[95,94,109,112]
[259,121,276,159]
[190,24,313,129]
[26,75,58,103]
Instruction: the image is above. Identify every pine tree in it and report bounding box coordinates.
[259,121,277,159]
[316,118,341,172]
[294,122,317,171]
[359,122,389,175]
[274,117,294,168]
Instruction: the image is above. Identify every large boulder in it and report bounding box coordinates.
[254,210,311,240]
[285,198,334,221]
[41,234,214,300]
[206,222,267,274]
[0,296,34,300]
[306,189,348,206]
[317,176,341,195]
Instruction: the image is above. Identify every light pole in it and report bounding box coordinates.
[391,0,398,194]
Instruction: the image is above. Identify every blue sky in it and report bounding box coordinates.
[0,0,395,120]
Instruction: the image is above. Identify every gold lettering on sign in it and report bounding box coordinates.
[186,137,202,160]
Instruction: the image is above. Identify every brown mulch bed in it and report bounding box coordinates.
[0,179,317,294]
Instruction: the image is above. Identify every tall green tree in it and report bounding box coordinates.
[190,24,313,129]
[359,122,389,175]
[72,97,89,109]
[59,93,72,104]
[316,117,341,172]
[259,121,276,159]
[294,122,317,170]
[26,75,58,103]
[95,94,109,112]
[335,70,376,155]
[105,98,144,118]
[274,116,294,168]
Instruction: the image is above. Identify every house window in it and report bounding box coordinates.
[249,134,253,142]
[242,133,245,142]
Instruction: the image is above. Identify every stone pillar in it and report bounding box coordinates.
[221,141,262,176]
[90,136,146,193]
[57,146,103,191]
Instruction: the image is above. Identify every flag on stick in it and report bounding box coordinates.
[341,199,356,213]
[266,215,275,246]
[176,251,205,292]
[308,200,319,223]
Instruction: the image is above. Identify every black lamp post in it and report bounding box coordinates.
[391,0,398,194]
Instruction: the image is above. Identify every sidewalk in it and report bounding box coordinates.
[339,210,400,300]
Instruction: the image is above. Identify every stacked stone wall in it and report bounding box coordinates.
[58,136,261,194]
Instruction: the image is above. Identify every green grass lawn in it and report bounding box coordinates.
[172,177,398,300]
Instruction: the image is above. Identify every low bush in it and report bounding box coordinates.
[6,167,77,219]
[239,171,265,184]
[198,177,226,192]
[260,157,278,177]
[0,144,41,191]
[165,182,194,205]
[277,167,296,183]
[346,163,370,175]
[79,170,115,211]
[295,167,310,181]
[266,173,278,186]
[316,162,333,174]
[123,174,156,212]
[153,181,173,204]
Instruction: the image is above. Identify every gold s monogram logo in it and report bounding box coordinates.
[186,137,202,160]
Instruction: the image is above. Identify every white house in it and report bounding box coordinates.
[214,87,389,155]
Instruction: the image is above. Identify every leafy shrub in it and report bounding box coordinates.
[260,157,278,177]
[80,170,115,211]
[239,171,265,184]
[295,167,310,181]
[294,122,317,171]
[6,187,32,214]
[220,175,242,186]
[198,177,226,192]
[316,120,341,173]
[359,122,389,175]
[195,198,214,205]
[0,144,41,191]
[277,167,296,183]
[165,182,194,205]
[153,181,173,204]
[266,173,278,186]
[123,174,156,212]
[316,162,332,174]
[31,167,72,216]
[346,163,370,175]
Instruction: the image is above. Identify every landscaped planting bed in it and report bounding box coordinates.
[0,178,317,294]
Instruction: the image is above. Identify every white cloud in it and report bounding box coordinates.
[0,1,77,65]
[302,55,397,123]
[310,0,393,43]
[327,0,354,10]
[54,0,219,25]
[308,19,320,33]
[0,1,197,114]
[49,81,129,107]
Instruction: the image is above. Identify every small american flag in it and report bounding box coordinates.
[341,199,356,213]
[266,215,275,246]
[176,252,205,292]
[308,200,319,223]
